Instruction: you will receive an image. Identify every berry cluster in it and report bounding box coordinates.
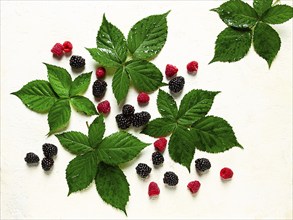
[51,41,73,57]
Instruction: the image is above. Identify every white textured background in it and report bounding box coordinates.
[1,1,292,219]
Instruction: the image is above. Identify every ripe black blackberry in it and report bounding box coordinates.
[92,79,107,98]
[135,163,152,178]
[24,152,39,164]
[122,104,135,116]
[41,157,54,171]
[169,76,185,93]
[69,55,85,69]
[163,171,179,186]
[132,111,151,127]
[42,143,58,158]
[195,158,211,172]
[152,152,164,166]
[115,114,132,129]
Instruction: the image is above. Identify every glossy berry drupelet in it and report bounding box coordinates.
[152,152,164,166]
[132,111,151,127]
[195,158,211,172]
[41,157,54,171]
[69,55,85,69]
[136,163,152,178]
[163,171,179,186]
[122,104,135,116]
[169,76,185,93]
[42,143,58,158]
[24,152,39,164]
[92,79,107,98]
[115,114,132,130]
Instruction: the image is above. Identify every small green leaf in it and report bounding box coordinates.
[70,72,92,97]
[126,60,163,92]
[95,163,129,214]
[191,116,242,153]
[88,115,105,148]
[141,118,177,138]
[66,151,98,195]
[112,67,130,104]
[45,63,72,98]
[210,27,252,63]
[177,89,219,126]
[56,131,93,155]
[86,48,121,68]
[253,0,272,16]
[253,22,281,67]
[261,5,293,24]
[70,96,97,116]
[48,99,71,135]
[11,80,58,113]
[157,89,178,119]
[127,11,169,60]
[97,131,149,165]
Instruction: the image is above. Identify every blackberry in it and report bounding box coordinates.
[152,152,164,166]
[136,163,152,178]
[169,76,185,93]
[195,158,211,172]
[24,152,39,164]
[92,79,107,98]
[41,157,54,171]
[132,111,151,127]
[115,114,132,129]
[70,55,85,69]
[122,104,135,116]
[163,171,179,186]
[42,143,58,158]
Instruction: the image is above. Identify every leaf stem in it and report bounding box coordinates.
[86,121,90,129]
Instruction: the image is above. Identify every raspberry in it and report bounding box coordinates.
[152,152,164,166]
[187,61,198,73]
[163,171,179,186]
[42,143,58,158]
[92,79,107,98]
[115,114,132,129]
[132,111,151,127]
[96,67,106,78]
[154,137,167,153]
[122,104,135,116]
[137,92,150,104]
[187,180,201,194]
[136,163,152,178]
[148,182,160,197]
[165,64,178,78]
[51,43,64,56]
[220,167,233,180]
[24,152,39,164]
[169,76,185,93]
[70,55,85,69]
[195,158,211,172]
[41,157,54,171]
[97,100,111,114]
[63,41,73,53]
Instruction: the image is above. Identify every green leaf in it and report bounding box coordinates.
[125,60,163,92]
[253,22,281,67]
[112,67,130,104]
[88,115,105,148]
[191,116,243,153]
[253,0,272,16]
[169,126,196,171]
[47,99,71,135]
[177,89,219,126]
[141,118,177,138]
[55,131,93,155]
[211,0,258,28]
[97,131,149,165]
[127,11,169,60]
[45,63,72,98]
[70,72,92,97]
[210,27,252,63]
[261,5,293,24]
[96,15,127,64]
[86,48,121,68]
[11,80,58,113]
[70,96,97,116]
[66,151,98,195]
[95,163,129,214]
[157,89,178,119]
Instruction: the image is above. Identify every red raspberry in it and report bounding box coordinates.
[51,43,64,56]
[63,41,73,53]
[165,64,178,78]
[220,167,233,180]
[154,137,167,153]
[187,61,198,73]
[96,67,106,78]
[148,182,160,197]
[137,92,150,104]
[97,100,111,114]
[187,180,201,194]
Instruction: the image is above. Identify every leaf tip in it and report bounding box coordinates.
[123,209,127,216]
[164,10,171,16]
